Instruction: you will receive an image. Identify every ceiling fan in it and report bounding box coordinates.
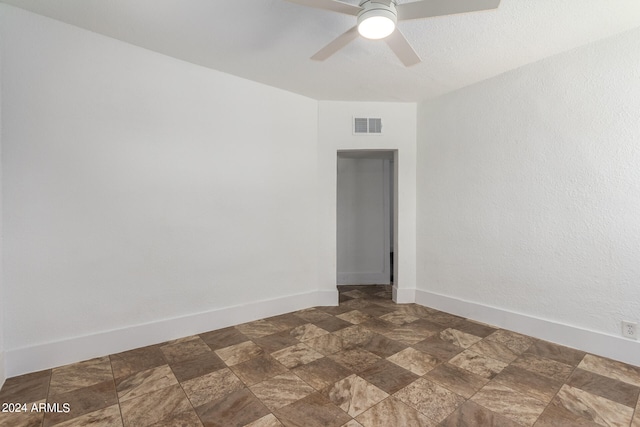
[285,0,501,66]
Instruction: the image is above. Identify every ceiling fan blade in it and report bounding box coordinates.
[311,26,359,61]
[397,0,500,21]
[284,0,361,16]
[385,29,421,67]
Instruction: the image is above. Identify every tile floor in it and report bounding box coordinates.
[1,285,640,426]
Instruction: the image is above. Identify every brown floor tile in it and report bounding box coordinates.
[245,413,283,427]
[289,324,329,342]
[250,372,315,411]
[492,364,563,403]
[632,398,640,427]
[358,333,408,358]
[6,285,640,427]
[274,392,351,427]
[355,397,436,427]
[115,365,178,402]
[387,347,439,376]
[0,400,46,427]
[303,334,345,356]
[200,326,250,351]
[471,383,547,426]
[110,345,166,380]
[453,320,498,338]
[566,367,640,408]
[359,359,419,395]
[313,316,353,333]
[333,325,376,349]
[253,330,301,353]
[578,354,640,387]
[231,355,288,386]
[512,352,574,381]
[195,387,270,427]
[294,309,335,324]
[160,336,212,364]
[527,340,586,366]
[44,380,118,427]
[338,294,354,303]
[424,311,466,328]
[469,339,521,364]
[379,311,420,326]
[168,350,226,382]
[328,348,381,373]
[271,343,324,369]
[341,420,364,427]
[425,363,489,399]
[412,335,465,361]
[324,374,388,417]
[53,404,123,427]
[535,402,602,427]
[147,408,202,427]
[120,383,192,427]
[292,357,351,391]
[354,318,396,335]
[181,367,244,407]
[357,304,396,318]
[264,313,308,330]
[439,328,483,349]
[449,350,508,379]
[550,384,634,427]
[49,357,113,396]
[441,400,521,427]
[0,370,51,405]
[380,326,433,345]
[337,310,373,325]
[235,320,289,339]
[315,304,353,316]
[484,329,533,354]
[394,377,466,423]
[215,341,264,366]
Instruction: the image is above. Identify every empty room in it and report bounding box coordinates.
[1,0,639,426]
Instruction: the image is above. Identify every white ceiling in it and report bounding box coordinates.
[3,0,640,102]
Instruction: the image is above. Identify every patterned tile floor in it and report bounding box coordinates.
[1,285,640,426]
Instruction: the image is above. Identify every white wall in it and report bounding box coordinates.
[318,102,416,302]
[1,5,324,376]
[337,157,391,285]
[417,28,640,365]
[0,35,4,389]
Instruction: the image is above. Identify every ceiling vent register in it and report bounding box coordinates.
[353,117,382,134]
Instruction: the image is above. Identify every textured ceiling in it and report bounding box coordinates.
[2,0,640,101]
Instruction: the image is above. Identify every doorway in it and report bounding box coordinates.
[336,150,396,288]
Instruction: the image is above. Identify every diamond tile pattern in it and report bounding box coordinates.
[2,284,640,426]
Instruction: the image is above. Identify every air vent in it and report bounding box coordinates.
[353,117,382,135]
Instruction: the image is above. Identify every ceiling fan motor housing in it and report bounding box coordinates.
[357,0,398,39]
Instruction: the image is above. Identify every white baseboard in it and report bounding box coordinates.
[393,285,416,304]
[5,289,339,378]
[416,290,640,367]
[337,272,391,285]
[0,352,5,389]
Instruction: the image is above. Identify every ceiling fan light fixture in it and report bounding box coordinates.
[357,3,397,40]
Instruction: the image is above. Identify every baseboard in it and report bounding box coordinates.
[5,289,339,378]
[416,290,640,367]
[393,285,416,304]
[0,351,5,390]
[337,272,391,285]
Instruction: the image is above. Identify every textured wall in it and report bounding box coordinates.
[417,27,640,338]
